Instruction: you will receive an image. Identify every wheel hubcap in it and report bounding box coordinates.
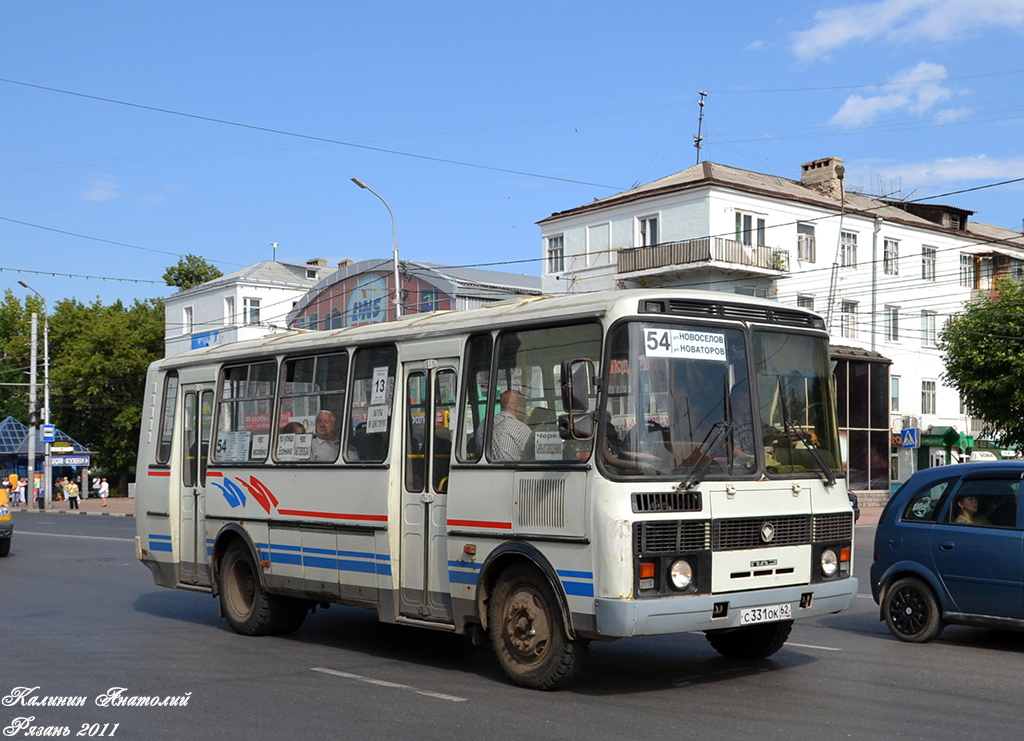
[504,588,551,662]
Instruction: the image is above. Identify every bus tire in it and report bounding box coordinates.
[218,541,284,636]
[274,598,308,635]
[705,620,793,659]
[488,564,588,690]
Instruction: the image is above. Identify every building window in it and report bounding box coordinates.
[1012,259,1024,283]
[224,297,235,326]
[797,223,816,262]
[922,380,936,415]
[891,376,900,412]
[891,454,899,481]
[884,305,899,342]
[797,294,815,310]
[978,256,994,290]
[960,254,974,287]
[546,235,564,273]
[840,300,858,339]
[638,215,659,247]
[243,297,261,325]
[420,290,440,313]
[183,306,194,335]
[922,311,937,347]
[921,246,937,281]
[734,286,768,299]
[840,231,857,268]
[884,239,899,275]
[736,211,766,247]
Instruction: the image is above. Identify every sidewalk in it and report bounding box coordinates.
[13,495,135,518]
[859,506,883,526]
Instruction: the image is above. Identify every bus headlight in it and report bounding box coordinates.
[821,549,838,577]
[669,559,693,590]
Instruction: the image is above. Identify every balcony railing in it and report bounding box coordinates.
[618,237,789,274]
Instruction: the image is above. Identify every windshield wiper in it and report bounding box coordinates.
[776,378,836,487]
[676,421,732,491]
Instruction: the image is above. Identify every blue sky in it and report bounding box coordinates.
[1,0,1022,306]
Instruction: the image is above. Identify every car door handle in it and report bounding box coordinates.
[938,541,955,551]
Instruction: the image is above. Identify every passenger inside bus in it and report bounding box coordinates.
[310,410,340,462]
[490,389,530,461]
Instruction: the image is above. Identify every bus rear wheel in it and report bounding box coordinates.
[218,541,285,636]
[705,620,793,659]
[488,564,588,690]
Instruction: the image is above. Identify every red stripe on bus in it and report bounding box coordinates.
[447,519,513,530]
[206,471,224,477]
[147,471,171,477]
[276,509,388,522]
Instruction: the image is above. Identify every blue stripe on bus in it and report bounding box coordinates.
[562,580,595,598]
[449,570,479,585]
[556,569,593,580]
[150,534,172,541]
[148,539,173,552]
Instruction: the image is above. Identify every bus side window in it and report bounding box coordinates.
[346,346,397,463]
[156,372,179,464]
[457,333,493,463]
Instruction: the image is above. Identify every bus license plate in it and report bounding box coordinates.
[740,604,792,625]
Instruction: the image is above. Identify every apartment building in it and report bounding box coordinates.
[539,157,1024,502]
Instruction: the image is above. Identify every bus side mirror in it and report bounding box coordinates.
[561,358,593,413]
[559,359,595,441]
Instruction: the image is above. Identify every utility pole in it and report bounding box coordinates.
[694,91,708,165]
[825,164,847,333]
[27,314,39,508]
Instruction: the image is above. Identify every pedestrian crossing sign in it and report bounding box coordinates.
[901,428,919,449]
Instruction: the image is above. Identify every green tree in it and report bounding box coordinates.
[0,290,35,422]
[48,296,164,494]
[162,254,222,291]
[939,275,1024,448]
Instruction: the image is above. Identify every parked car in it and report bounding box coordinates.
[0,484,12,557]
[871,462,1024,642]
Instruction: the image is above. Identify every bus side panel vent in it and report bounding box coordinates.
[518,478,565,528]
[632,490,702,513]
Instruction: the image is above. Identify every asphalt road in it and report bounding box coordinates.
[3,513,1022,740]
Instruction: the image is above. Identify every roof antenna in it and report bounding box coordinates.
[271,242,278,262]
[694,91,708,165]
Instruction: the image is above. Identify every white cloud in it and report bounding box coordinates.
[792,0,1024,61]
[829,61,953,127]
[855,154,1024,188]
[138,184,182,207]
[81,175,121,202]
[745,40,764,51]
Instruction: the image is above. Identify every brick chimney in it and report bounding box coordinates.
[306,258,327,267]
[800,157,845,200]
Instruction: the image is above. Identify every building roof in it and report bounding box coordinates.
[539,160,1024,249]
[0,416,91,456]
[169,260,334,300]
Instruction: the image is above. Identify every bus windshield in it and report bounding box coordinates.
[601,321,840,482]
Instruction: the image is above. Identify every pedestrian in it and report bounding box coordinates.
[15,477,26,506]
[66,477,80,510]
[92,477,101,500]
[54,477,66,502]
[99,478,109,507]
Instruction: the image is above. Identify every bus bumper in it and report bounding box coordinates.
[593,578,858,637]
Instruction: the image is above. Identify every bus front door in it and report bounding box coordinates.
[400,362,458,623]
[180,386,214,586]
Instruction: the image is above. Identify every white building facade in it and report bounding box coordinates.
[164,259,337,357]
[539,157,1024,501]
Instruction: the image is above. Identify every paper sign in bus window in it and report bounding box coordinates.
[644,328,727,361]
[370,366,389,405]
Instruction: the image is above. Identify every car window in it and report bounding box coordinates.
[947,477,1019,529]
[900,478,956,523]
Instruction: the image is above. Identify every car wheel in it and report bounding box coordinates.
[488,564,588,690]
[705,620,793,659]
[0,537,10,557]
[884,576,943,643]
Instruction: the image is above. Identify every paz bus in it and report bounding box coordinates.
[135,289,857,690]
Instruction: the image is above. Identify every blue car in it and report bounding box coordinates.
[871,462,1024,642]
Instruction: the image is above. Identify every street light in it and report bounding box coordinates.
[351,177,401,319]
[18,281,50,510]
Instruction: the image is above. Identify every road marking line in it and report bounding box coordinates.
[17,532,134,543]
[788,642,842,652]
[311,667,467,702]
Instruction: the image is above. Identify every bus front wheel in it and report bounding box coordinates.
[218,541,285,636]
[488,564,588,690]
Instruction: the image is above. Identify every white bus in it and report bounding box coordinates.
[135,289,857,690]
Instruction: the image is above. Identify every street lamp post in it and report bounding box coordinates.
[19,281,50,510]
[351,177,401,319]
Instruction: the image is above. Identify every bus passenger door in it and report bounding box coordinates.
[180,386,214,586]
[400,361,458,623]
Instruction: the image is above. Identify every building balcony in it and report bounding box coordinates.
[618,237,790,275]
